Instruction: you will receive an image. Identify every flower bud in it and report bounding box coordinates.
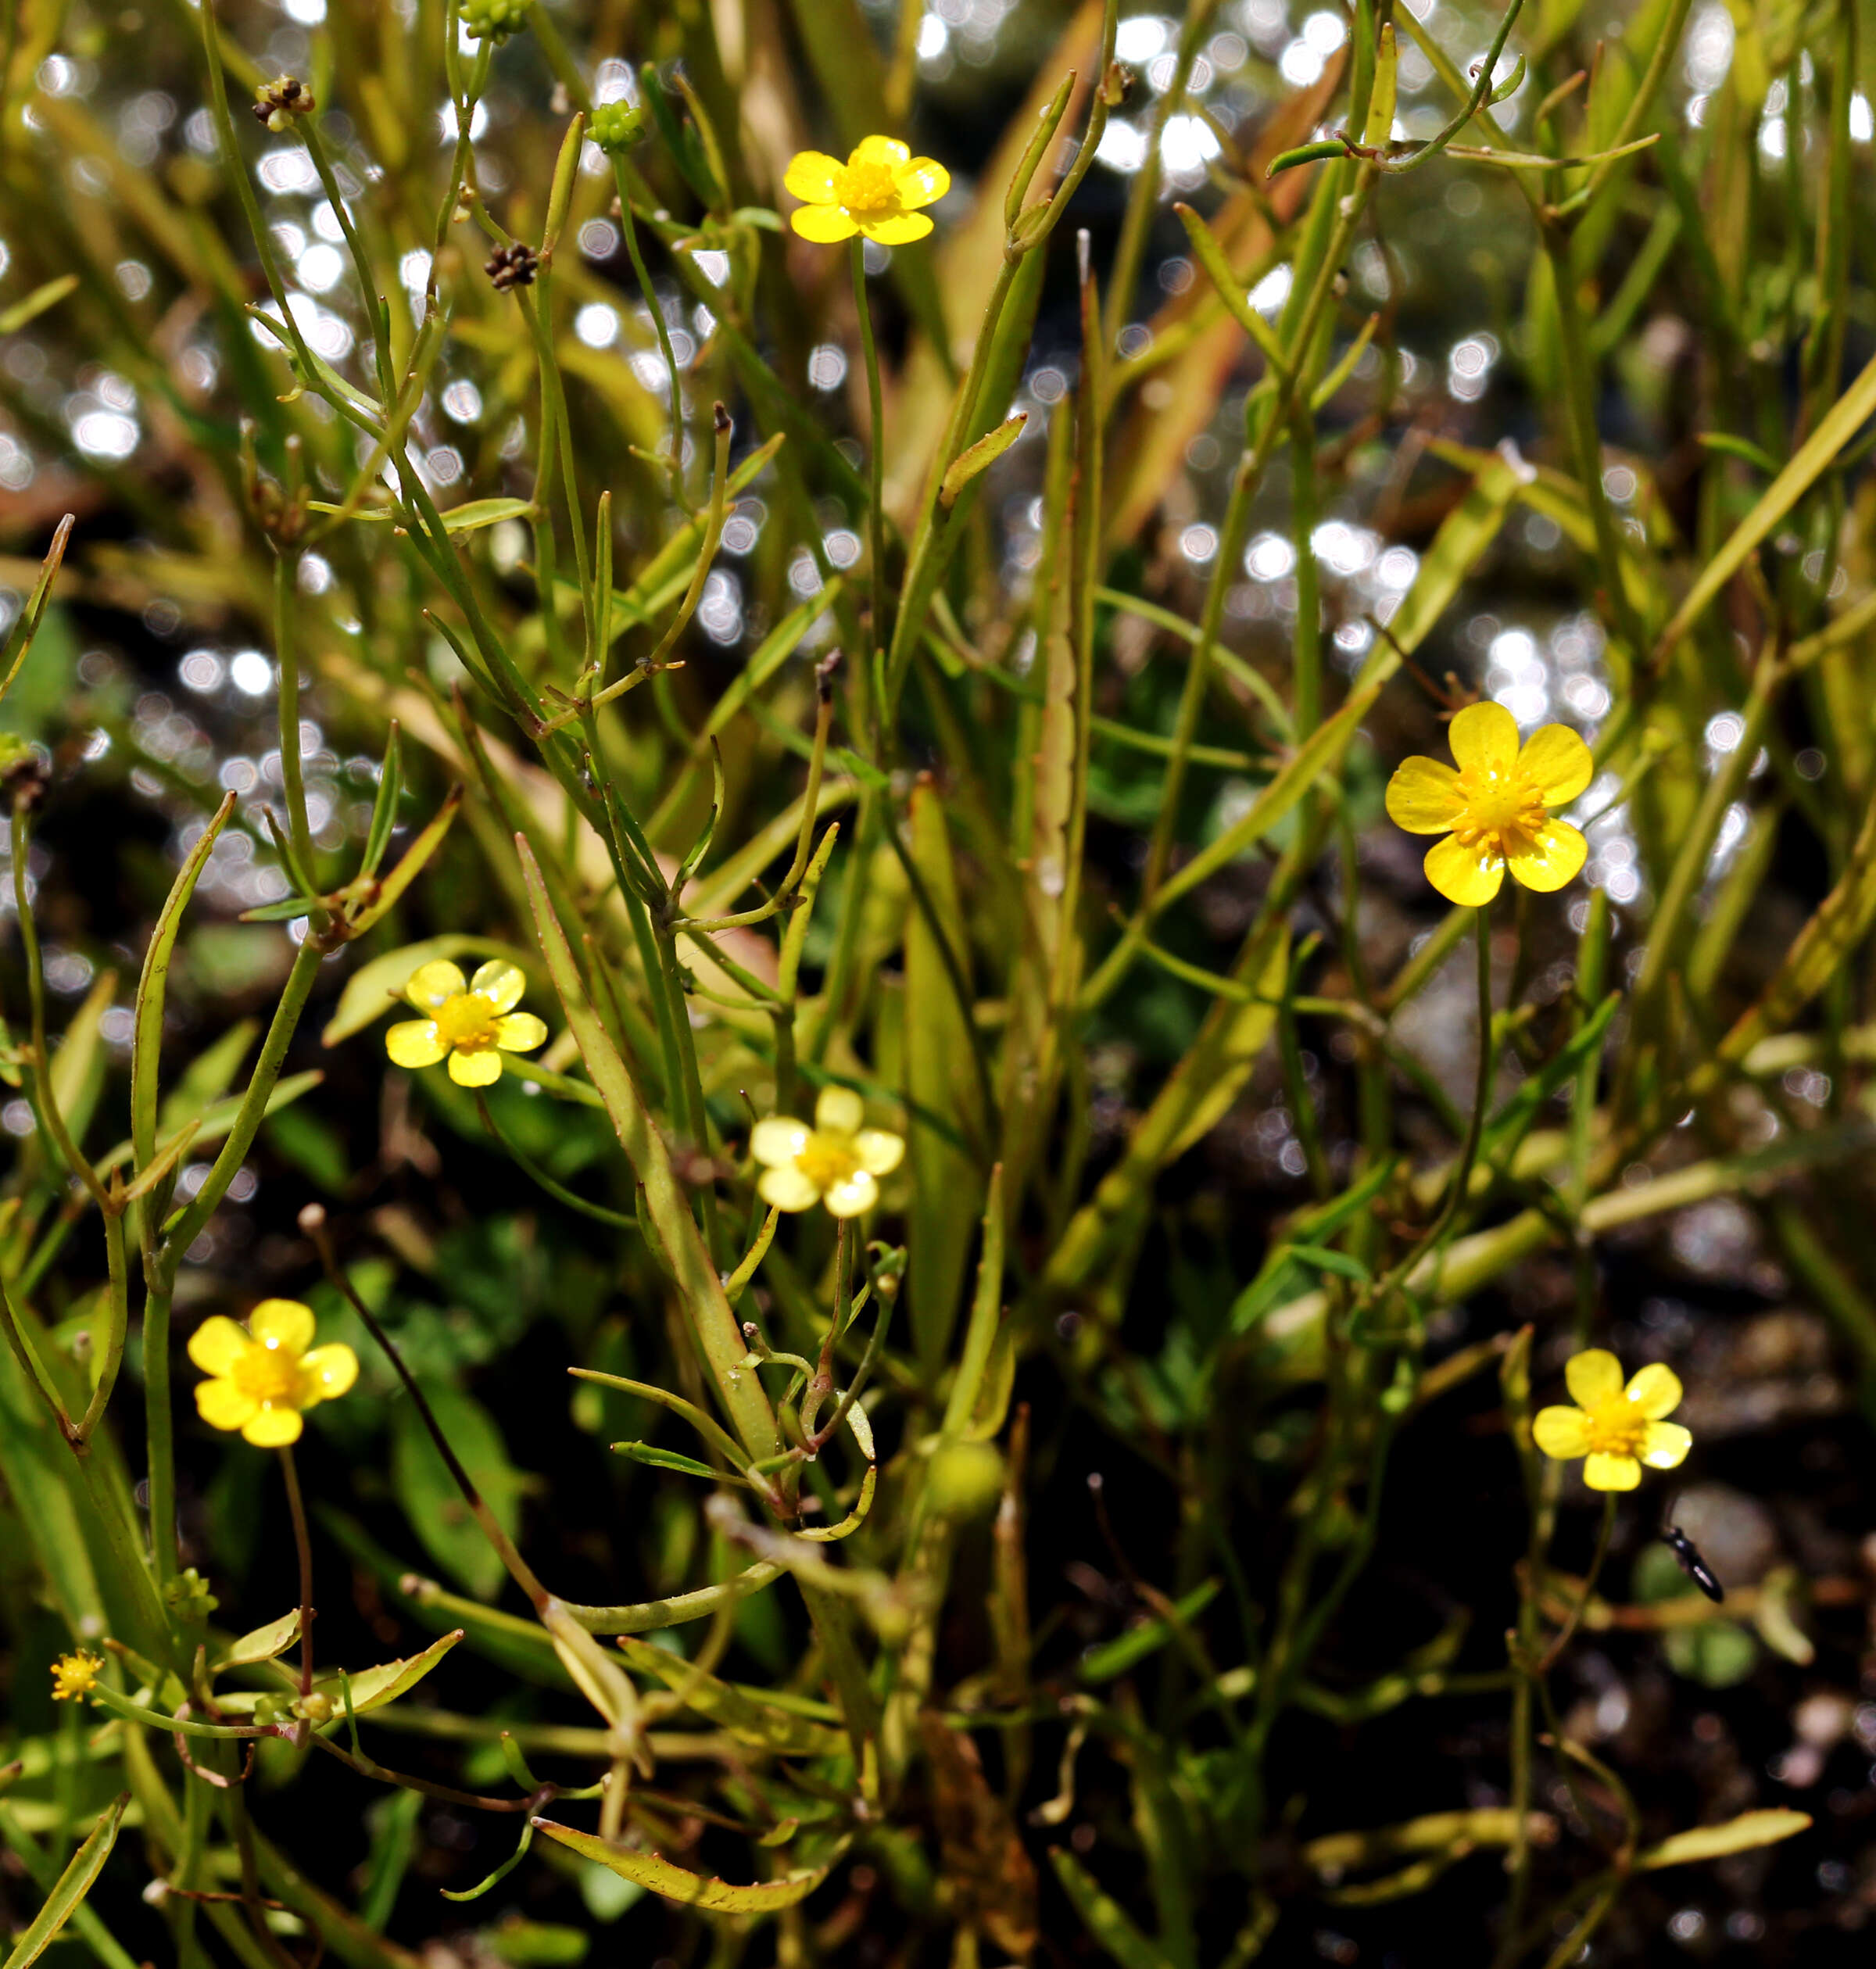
[925,1441,1004,1522]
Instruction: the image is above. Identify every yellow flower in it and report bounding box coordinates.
[1385,701,1593,907]
[1532,1348,1692,1492]
[783,136,950,245]
[51,1650,103,1702]
[385,958,547,1088]
[750,1086,904,1217]
[188,1299,359,1448]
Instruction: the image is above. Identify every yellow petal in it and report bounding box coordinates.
[249,1298,316,1356]
[470,959,526,1015]
[758,1164,821,1212]
[242,1404,304,1448]
[299,1344,359,1405]
[1531,1405,1591,1459]
[1447,700,1520,773]
[1565,1348,1624,1407]
[750,1118,809,1169]
[1385,757,1466,834]
[493,1012,547,1054]
[1506,820,1587,894]
[822,1170,879,1217]
[448,1046,503,1087]
[792,203,858,242]
[195,1377,259,1434]
[188,1315,250,1377]
[814,1085,865,1137]
[782,150,843,202]
[1624,1361,1682,1419]
[1641,1419,1692,1469]
[855,1129,904,1177]
[857,211,934,245]
[404,959,467,1011]
[1423,832,1504,906]
[893,158,950,209]
[1582,1452,1641,1491]
[385,1019,447,1069]
[850,134,911,170]
[1517,724,1593,806]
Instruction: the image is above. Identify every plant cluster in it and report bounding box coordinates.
[2,2,1874,1965]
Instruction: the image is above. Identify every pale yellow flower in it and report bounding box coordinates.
[1385,701,1592,906]
[750,1086,904,1217]
[51,1649,104,1701]
[188,1299,359,1448]
[1532,1348,1692,1492]
[384,958,546,1088]
[783,136,950,245]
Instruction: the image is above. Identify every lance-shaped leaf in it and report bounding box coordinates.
[345,785,464,937]
[1634,1810,1812,1871]
[211,1609,302,1672]
[530,1820,843,1911]
[213,1630,462,1717]
[940,413,1028,508]
[0,274,79,337]
[2,1793,127,1969]
[0,514,73,708]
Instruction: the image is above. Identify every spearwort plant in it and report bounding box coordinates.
[2,0,1874,1962]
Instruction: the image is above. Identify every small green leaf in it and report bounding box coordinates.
[1634,1810,1812,1871]
[1,1793,127,1969]
[211,1609,302,1670]
[530,1820,843,1912]
[610,1441,721,1481]
[940,413,1027,507]
[438,496,537,534]
[0,274,80,337]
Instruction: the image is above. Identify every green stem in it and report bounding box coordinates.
[850,236,888,669]
[279,1448,316,1696]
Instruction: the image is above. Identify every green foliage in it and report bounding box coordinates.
[1,0,1869,1962]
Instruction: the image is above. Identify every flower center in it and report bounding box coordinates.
[232,1339,303,1408]
[834,159,898,215]
[434,993,500,1051]
[1452,765,1548,857]
[795,1129,860,1193]
[1582,1397,1647,1459]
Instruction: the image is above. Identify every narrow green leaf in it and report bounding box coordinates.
[1657,347,1876,662]
[610,1441,721,1482]
[211,1609,302,1671]
[530,1819,842,1911]
[1634,1810,1812,1871]
[0,274,80,336]
[1,1793,127,1969]
[940,413,1027,507]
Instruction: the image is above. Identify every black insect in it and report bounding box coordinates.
[1663,1520,1725,1602]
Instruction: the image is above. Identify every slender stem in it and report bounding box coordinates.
[850,238,888,668]
[610,158,686,506]
[302,1211,553,1614]
[11,804,111,1212]
[143,1283,179,1587]
[278,1448,316,1696]
[1538,1491,1618,1672]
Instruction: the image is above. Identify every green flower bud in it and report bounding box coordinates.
[589,100,646,156]
[292,1690,335,1725]
[462,0,532,44]
[925,1441,1004,1522]
[163,1567,220,1621]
